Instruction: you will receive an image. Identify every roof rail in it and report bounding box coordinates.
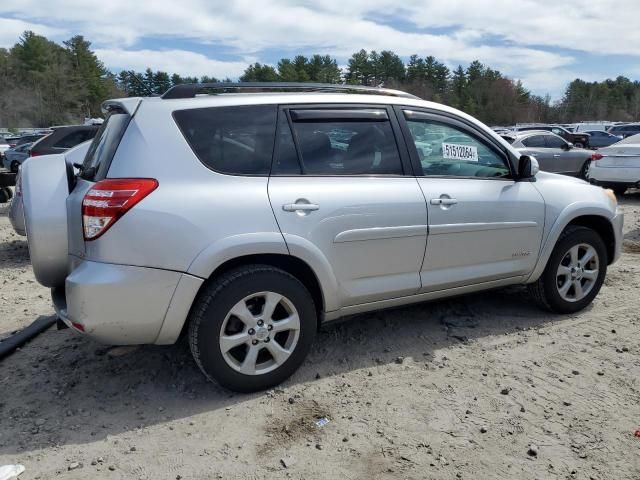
[161,82,420,100]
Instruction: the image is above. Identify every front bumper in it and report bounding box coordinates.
[611,207,624,264]
[53,260,184,345]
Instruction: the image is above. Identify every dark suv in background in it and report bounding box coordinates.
[608,123,640,139]
[29,125,99,157]
[515,125,590,148]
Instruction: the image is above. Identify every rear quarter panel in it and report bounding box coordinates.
[83,100,287,275]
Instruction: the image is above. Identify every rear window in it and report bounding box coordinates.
[173,105,277,175]
[81,111,130,180]
[53,129,96,149]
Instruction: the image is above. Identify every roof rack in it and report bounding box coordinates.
[161,82,420,100]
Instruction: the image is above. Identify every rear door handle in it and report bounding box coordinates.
[282,203,319,212]
[553,154,561,157]
[430,198,458,206]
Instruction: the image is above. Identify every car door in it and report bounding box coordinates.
[268,106,428,308]
[544,134,587,175]
[519,134,557,171]
[397,108,545,292]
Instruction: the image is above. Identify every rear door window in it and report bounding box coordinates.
[173,105,277,175]
[81,111,131,180]
[274,108,403,175]
[521,135,546,148]
[54,129,94,149]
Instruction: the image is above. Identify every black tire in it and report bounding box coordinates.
[0,188,8,204]
[579,160,590,180]
[574,142,584,149]
[611,186,627,196]
[2,187,12,200]
[188,265,317,392]
[10,161,19,173]
[528,226,607,314]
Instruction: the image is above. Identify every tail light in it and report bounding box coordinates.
[591,153,603,161]
[30,150,40,157]
[82,178,158,240]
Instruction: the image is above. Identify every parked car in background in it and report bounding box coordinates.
[584,130,623,148]
[20,83,623,392]
[29,125,99,157]
[0,137,10,158]
[608,123,640,139]
[4,136,22,148]
[515,125,590,148]
[573,123,614,133]
[9,140,92,236]
[503,130,592,178]
[3,142,33,172]
[14,133,47,147]
[589,133,640,195]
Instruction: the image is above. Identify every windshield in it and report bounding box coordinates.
[81,110,130,180]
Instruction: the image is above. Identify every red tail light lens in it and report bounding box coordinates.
[30,150,40,157]
[591,153,603,161]
[82,178,158,240]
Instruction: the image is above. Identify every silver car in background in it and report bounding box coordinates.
[503,130,594,178]
[20,83,623,392]
[9,141,91,236]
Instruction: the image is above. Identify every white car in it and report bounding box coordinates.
[589,133,640,195]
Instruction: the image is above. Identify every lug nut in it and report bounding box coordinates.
[257,320,264,326]
[252,339,258,345]
[267,324,273,331]
[248,328,255,335]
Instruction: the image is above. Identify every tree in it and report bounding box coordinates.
[240,63,279,82]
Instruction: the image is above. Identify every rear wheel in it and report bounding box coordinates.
[574,142,584,149]
[188,265,317,392]
[579,160,590,180]
[10,161,19,173]
[528,226,607,314]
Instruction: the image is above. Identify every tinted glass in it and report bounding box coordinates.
[54,129,94,149]
[544,135,566,148]
[82,112,131,180]
[521,135,545,147]
[289,116,402,175]
[174,105,277,175]
[404,115,509,178]
[272,112,301,175]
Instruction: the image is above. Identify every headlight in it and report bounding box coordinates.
[605,188,617,204]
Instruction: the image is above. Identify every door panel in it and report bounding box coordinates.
[397,109,546,291]
[417,178,545,291]
[269,177,428,306]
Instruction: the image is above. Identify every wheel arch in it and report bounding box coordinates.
[527,206,617,283]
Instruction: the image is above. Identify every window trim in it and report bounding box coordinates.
[394,106,517,180]
[270,103,413,178]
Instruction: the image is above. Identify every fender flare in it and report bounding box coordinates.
[526,202,615,282]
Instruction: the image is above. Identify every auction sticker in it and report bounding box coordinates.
[442,143,478,162]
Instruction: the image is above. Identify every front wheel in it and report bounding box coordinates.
[188,265,317,392]
[528,226,607,313]
[10,161,19,173]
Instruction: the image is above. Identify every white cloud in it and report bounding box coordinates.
[0,17,66,48]
[94,48,249,80]
[0,0,638,97]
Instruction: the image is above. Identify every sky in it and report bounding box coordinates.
[0,0,639,99]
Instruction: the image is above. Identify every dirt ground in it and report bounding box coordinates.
[1,190,639,480]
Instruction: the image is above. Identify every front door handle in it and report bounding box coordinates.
[282,203,320,212]
[553,154,561,157]
[430,198,458,206]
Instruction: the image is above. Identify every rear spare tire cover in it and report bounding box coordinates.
[21,154,69,288]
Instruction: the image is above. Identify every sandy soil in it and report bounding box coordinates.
[1,191,639,479]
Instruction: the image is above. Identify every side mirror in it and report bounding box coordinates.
[563,142,574,150]
[518,155,539,179]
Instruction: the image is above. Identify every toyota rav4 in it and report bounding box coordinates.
[20,83,623,392]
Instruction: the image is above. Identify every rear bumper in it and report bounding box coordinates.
[53,260,201,345]
[589,164,640,186]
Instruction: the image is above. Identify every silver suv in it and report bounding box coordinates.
[21,83,623,392]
